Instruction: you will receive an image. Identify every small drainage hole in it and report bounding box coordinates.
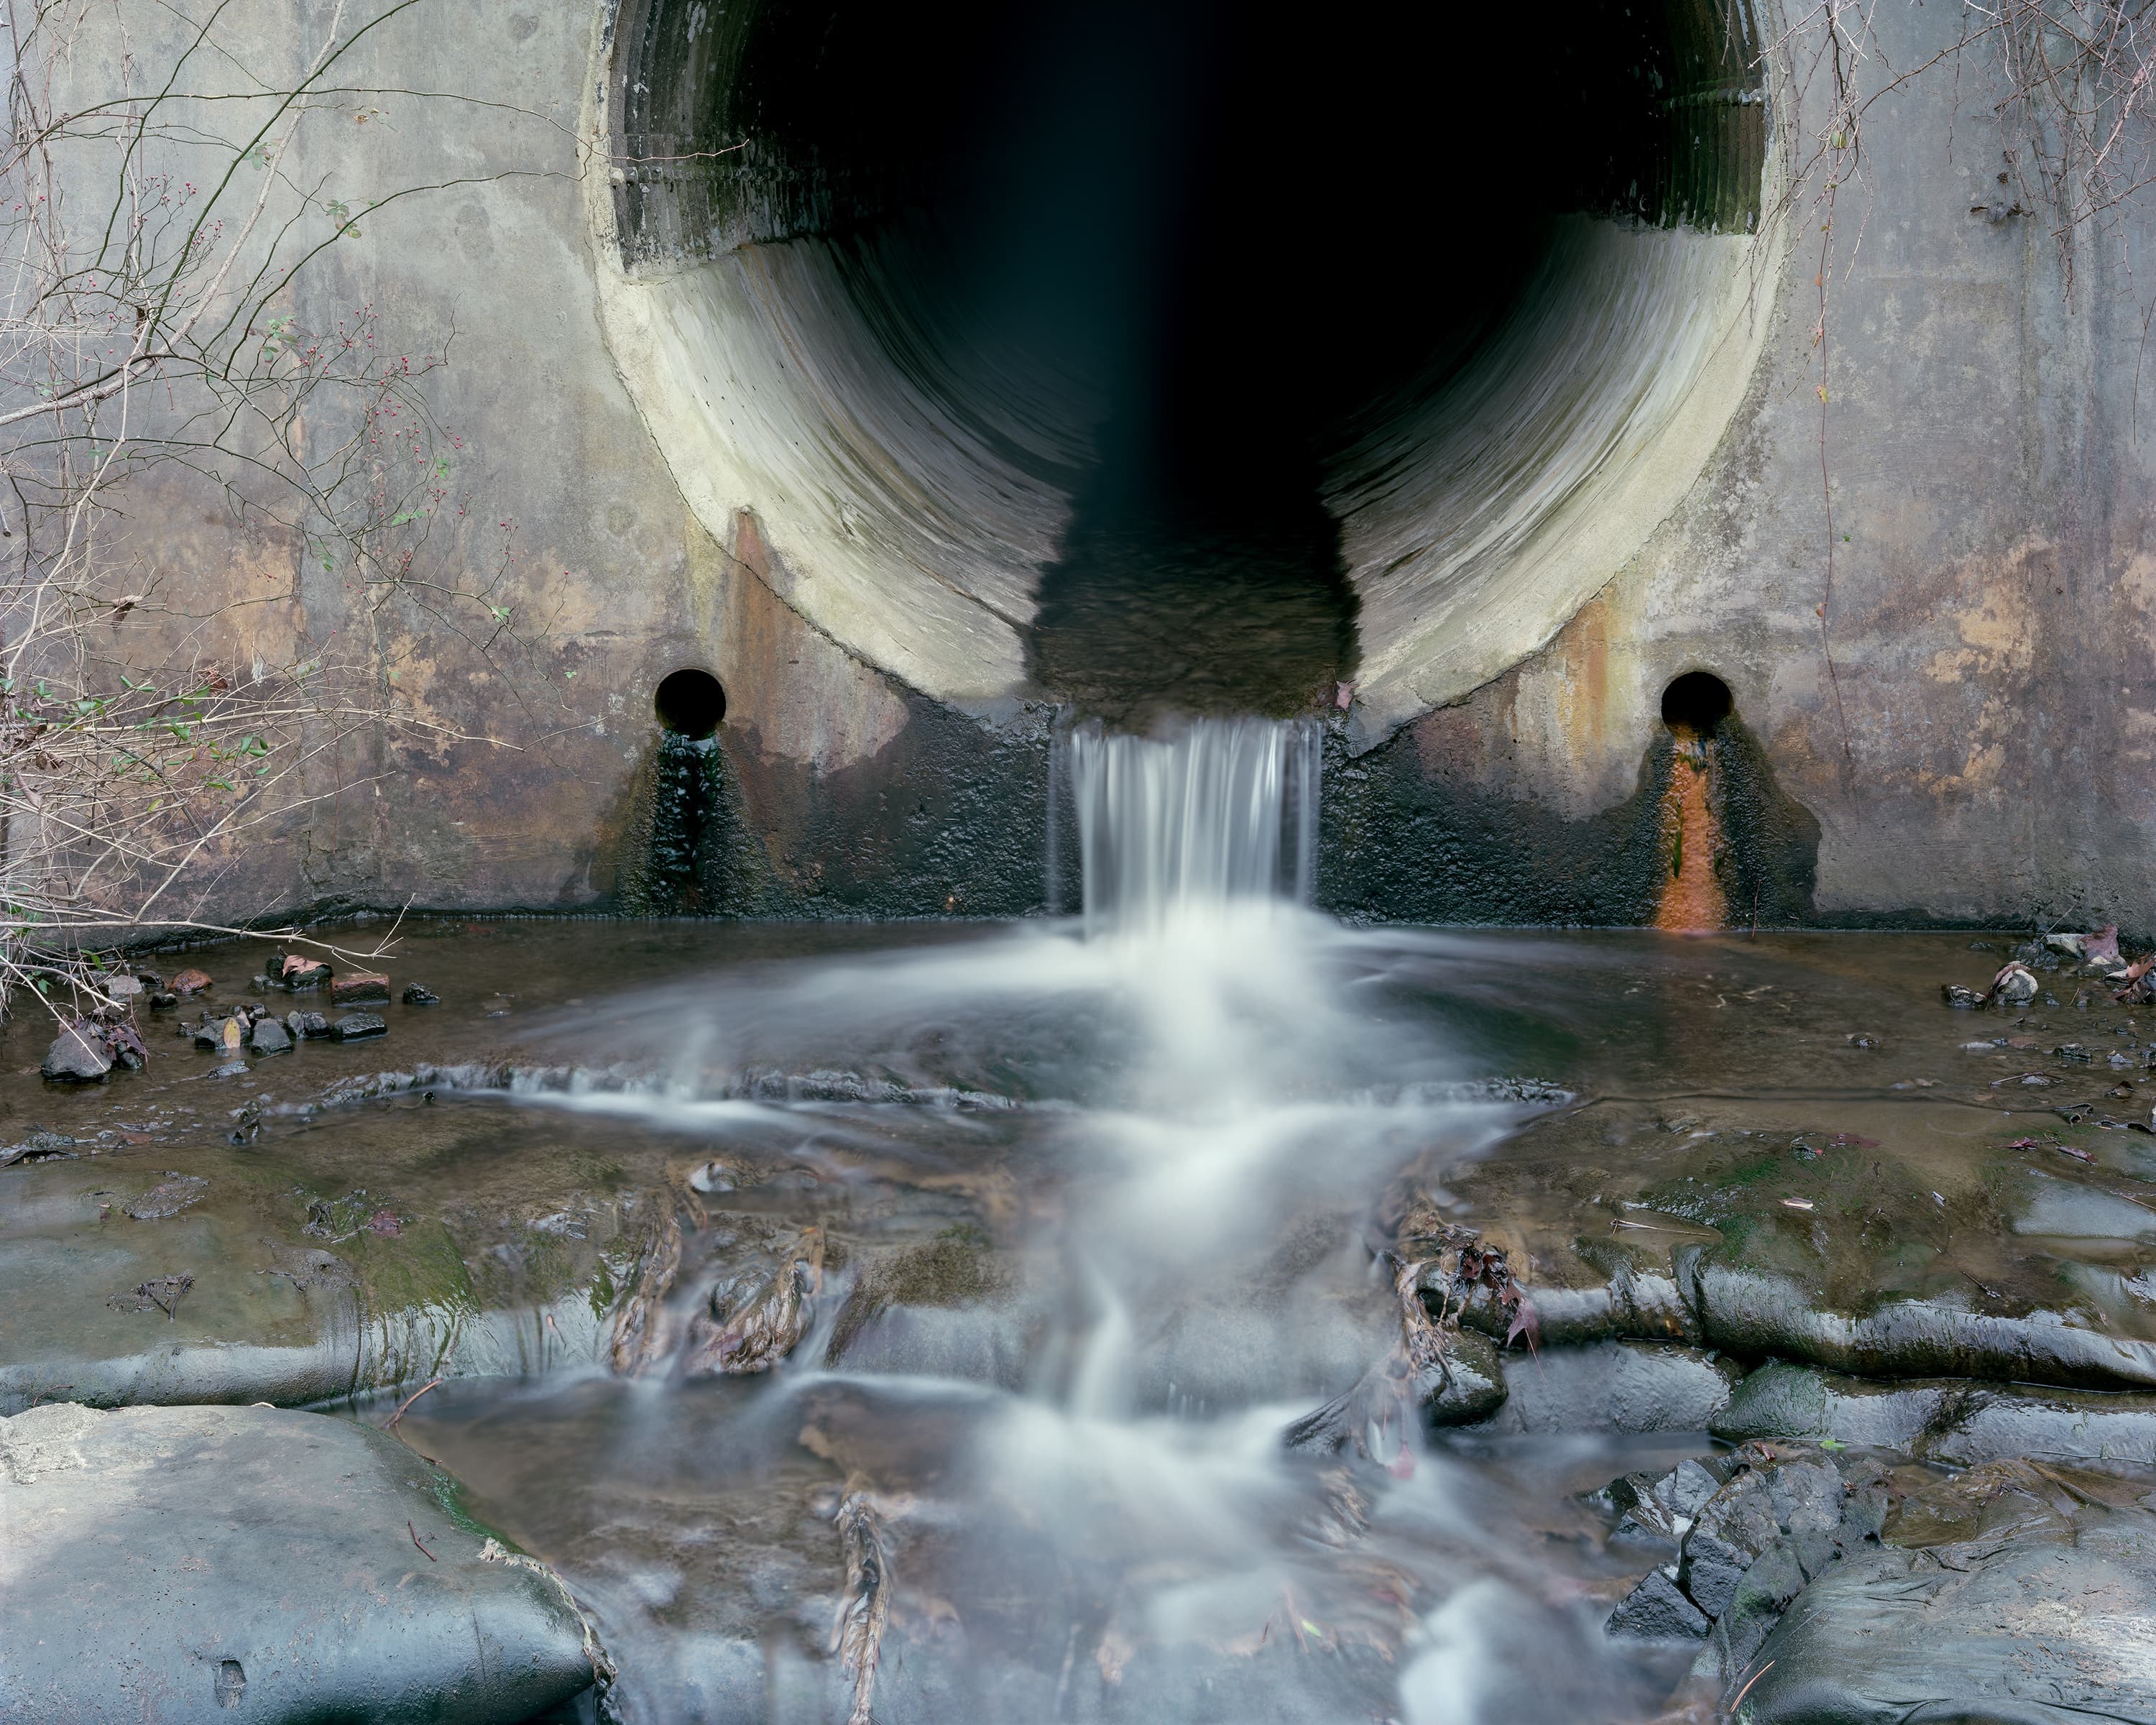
[655,668,727,738]
[1661,671,1733,735]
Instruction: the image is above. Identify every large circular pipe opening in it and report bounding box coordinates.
[601,0,1778,733]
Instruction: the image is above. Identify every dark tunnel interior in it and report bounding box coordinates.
[612,0,1764,725]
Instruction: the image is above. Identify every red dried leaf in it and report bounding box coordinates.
[1504,1292,1541,1351]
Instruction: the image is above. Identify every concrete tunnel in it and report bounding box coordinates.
[593,0,1784,742]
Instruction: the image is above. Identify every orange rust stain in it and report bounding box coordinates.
[1556,597,1610,757]
[1655,730,1726,933]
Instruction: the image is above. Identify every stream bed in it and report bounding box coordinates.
[6,725,2156,1724]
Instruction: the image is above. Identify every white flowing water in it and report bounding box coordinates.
[417,719,1677,1724]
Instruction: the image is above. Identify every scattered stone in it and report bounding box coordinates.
[248,1016,292,1056]
[0,1402,601,1724]
[1606,1567,1709,1640]
[101,975,144,1002]
[170,967,212,995]
[124,1174,208,1220]
[331,970,391,1006]
[402,983,441,1005]
[1989,962,2040,1006]
[40,1025,111,1083]
[0,1131,78,1167]
[211,1060,249,1079]
[330,1012,387,1041]
[147,991,177,1011]
[1940,983,1984,1009]
[1600,1444,1891,1691]
[297,1011,332,1039]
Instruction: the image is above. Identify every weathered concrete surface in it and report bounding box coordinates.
[37,0,2156,927]
[0,1136,632,1412]
[0,1402,598,1724]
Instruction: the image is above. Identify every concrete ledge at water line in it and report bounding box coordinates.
[1711,1358,2156,1468]
[1458,1341,1741,1435]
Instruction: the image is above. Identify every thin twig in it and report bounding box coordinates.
[383,1375,442,1431]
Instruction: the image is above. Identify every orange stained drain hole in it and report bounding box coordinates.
[1655,728,1726,932]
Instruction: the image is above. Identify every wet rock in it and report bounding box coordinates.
[1425,1325,1507,1425]
[1461,1341,1739,1435]
[248,1016,292,1056]
[1723,1463,2156,1725]
[1940,983,1984,1009]
[277,952,331,990]
[330,1011,387,1041]
[0,1402,599,1724]
[147,990,177,1010]
[101,974,143,1002]
[403,983,441,1005]
[40,1025,111,1082]
[1991,961,2040,1005]
[1713,1358,2156,1467]
[331,970,391,1005]
[1606,1566,1708,1640]
[292,1009,331,1038]
[1590,1456,1733,1550]
[171,967,212,995]
[1598,1444,1890,1685]
[124,1174,208,1220]
[0,1131,78,1167]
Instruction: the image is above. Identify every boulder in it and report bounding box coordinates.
[0,1402,599,1724]
[331,1011,388,1041]
[247,1016,292,1056]
[40,1025,111,1083]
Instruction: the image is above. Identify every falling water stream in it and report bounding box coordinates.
[341,718,1708,1725]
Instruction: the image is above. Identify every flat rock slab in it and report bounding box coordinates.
[1736,1519,2156,1725]
[0,1150,623,1412]
[0,1402,597,1724]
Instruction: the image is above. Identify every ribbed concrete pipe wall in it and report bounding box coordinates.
[592,0,1785,739]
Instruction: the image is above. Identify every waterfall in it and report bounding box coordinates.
[1067,717,1320,932]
